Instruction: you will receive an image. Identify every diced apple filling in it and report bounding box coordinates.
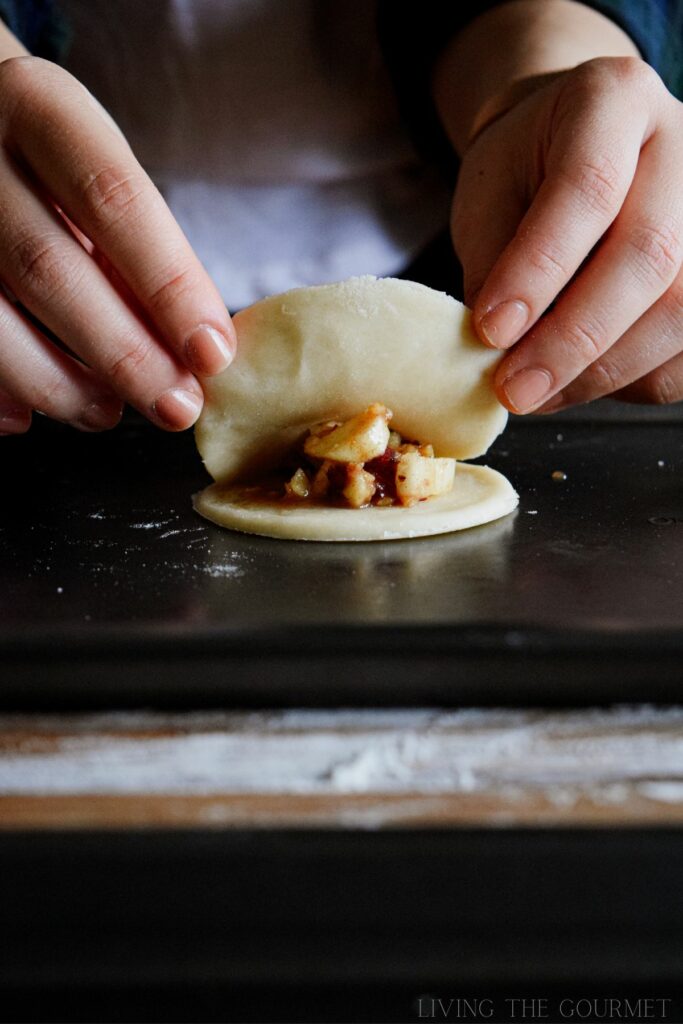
[284,467,310,498]
[284,403,457,509]
[304,402,391,463]
[395,452,456,506]
[343,464,377,508]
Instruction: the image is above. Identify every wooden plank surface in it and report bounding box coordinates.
[2,706,683,828]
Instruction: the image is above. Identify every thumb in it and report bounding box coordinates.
[451,147,528,312]
[452,71,568,313]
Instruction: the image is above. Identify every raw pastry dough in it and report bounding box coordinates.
[194,276,518,541]
[194,464,517,542]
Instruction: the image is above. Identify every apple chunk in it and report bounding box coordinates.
[304,403,391,463]
[395,451,456,506]
[342,465,377,508]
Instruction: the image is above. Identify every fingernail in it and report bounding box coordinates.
[501,367,553,413]
[74,398,123,432]
[153,387,203,429]
[535,392,565,414]
[479,300,529,348]
[184,324,234,375]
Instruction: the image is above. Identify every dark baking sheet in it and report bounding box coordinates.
[1,412,682,707]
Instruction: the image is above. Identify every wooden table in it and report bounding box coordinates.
[3,706,683,830]
[2,707,683,1023]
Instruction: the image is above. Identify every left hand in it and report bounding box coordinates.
[452,56,683,413]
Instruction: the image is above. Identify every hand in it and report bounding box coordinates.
[452,57,683,413]
[0,57,236,437]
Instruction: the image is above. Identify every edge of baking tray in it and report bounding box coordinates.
[1,622,682,708]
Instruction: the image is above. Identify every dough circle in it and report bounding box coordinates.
[194,276,518,541]
[196,275,509,484]
[193,464,518,542]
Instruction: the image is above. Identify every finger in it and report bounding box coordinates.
[0,155,204,430]
[0,386,31,435]
[614,350,683,405]
[494,128,683,413]
[0,290,123,430]
[472,61,656,350]
[536,272,683,412]
[1,57,235,376]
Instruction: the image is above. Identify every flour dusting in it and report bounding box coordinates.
[130,519,176,530]
[202,563,244,578]
[2,707,683,809]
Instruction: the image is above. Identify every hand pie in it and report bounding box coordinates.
[194,276,518,541]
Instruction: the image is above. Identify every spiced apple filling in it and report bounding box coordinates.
[280,403,456,509]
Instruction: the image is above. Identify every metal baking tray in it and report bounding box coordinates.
[1,410,682,708]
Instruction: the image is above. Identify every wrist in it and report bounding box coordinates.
[0,20,29,61]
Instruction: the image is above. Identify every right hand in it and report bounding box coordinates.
[451,57,683,414]
[0,57,236,437]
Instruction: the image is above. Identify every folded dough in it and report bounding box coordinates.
[194,276,518,541]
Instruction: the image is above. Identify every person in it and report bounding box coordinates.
[0,0,681,438]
